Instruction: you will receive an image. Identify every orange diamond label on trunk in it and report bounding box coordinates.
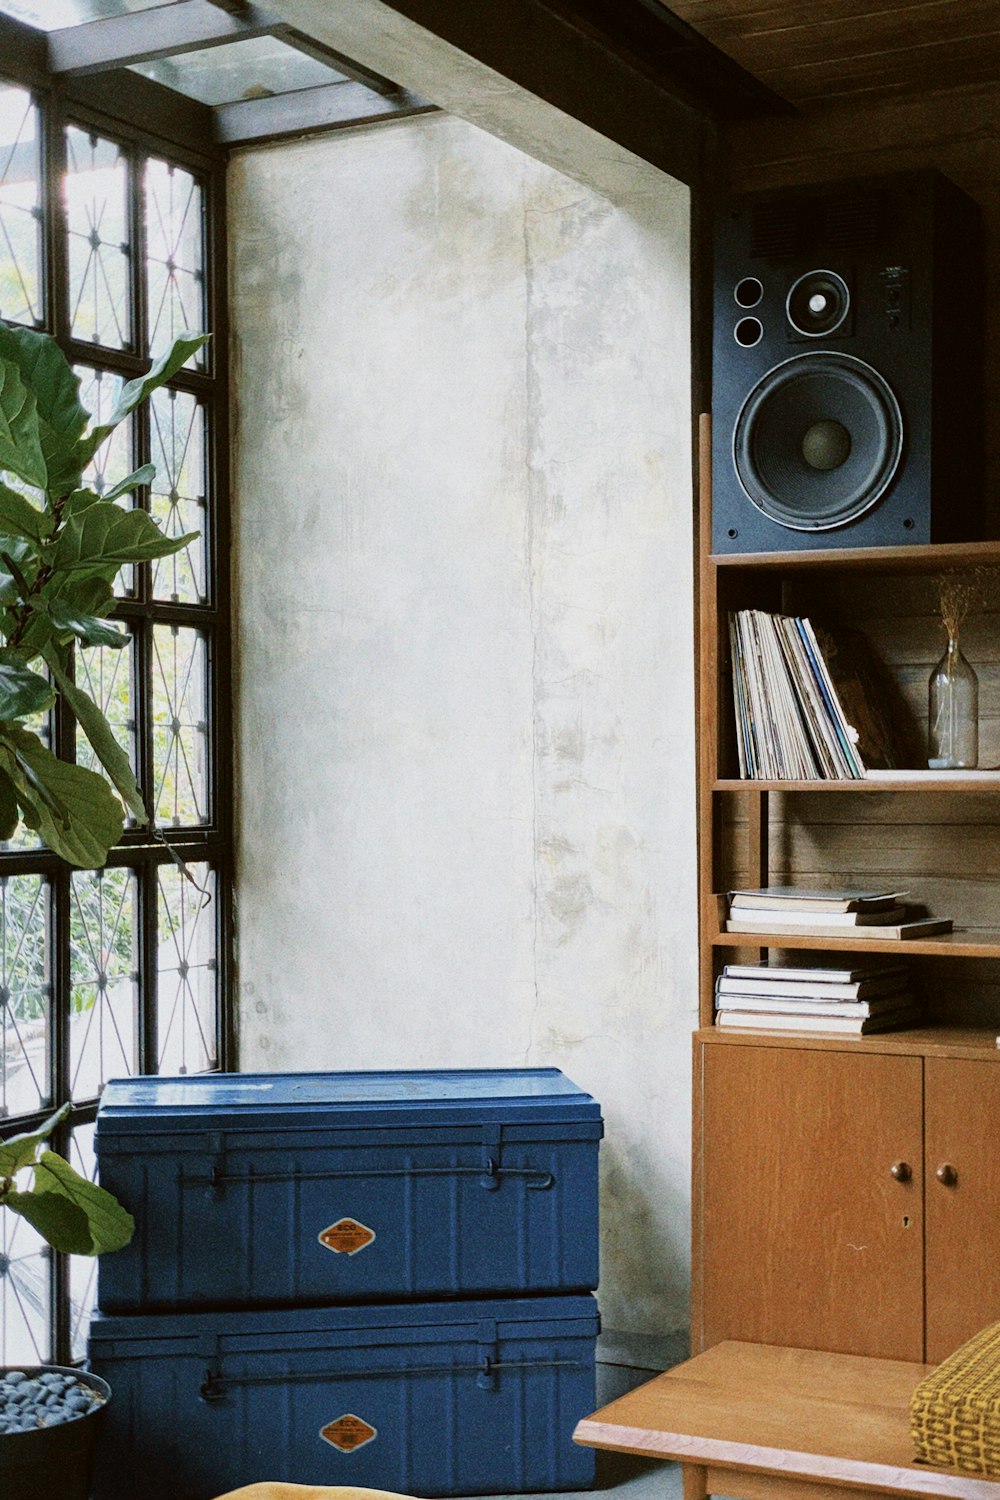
[321,1413,377,1452]
[319,1217,376,1255]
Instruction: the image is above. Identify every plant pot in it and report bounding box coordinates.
[0,1365,110,1500]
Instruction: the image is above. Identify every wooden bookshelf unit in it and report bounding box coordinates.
[693,414,1000,1366]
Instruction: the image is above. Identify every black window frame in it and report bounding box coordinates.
[0,42,232,1366]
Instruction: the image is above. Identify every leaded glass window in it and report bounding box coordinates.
[0,82,41,326]
[0,70,229,1366]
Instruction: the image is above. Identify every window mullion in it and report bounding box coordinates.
[138,858,158,1074]
[45,93,68,344]
[49,863,71,1364]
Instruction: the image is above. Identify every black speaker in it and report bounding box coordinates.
[711,170,984,554]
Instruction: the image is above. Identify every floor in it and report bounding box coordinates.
[454,1358,689,1500]
[468,1450,685,1500]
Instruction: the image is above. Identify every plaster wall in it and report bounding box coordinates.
[229,111,695,1346]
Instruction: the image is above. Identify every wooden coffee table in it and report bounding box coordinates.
[574,1341,1000,1500]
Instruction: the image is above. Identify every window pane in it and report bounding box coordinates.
[0,83,41,327]
[69,867,138,1101]
[64,126,131,349]
[152,625,209,825]
[0,874,49,1119]
[157,862,217,1074]
[144,159,205,367]
[1,705,48,852]
[75,639,138,819]
[150,386,208,603]
[68,1122,97,1362]
[74,365,136,596]
[74,366,132,497]
[0,1212,50,1364]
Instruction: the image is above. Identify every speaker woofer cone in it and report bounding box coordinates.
[733,352,904,531]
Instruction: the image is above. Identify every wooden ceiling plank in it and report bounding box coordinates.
[751,31,1000,101]
[725,16,1000,74]
[669,0,930,27]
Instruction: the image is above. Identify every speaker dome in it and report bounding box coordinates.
[732,352,904,531]
[786,269,850,337]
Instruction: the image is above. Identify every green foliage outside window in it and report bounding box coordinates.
[0,321,207,867]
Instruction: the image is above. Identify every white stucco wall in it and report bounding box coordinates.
[229,111,696,1347]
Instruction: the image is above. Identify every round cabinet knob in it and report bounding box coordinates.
[936,1163,958,1187]
[890,1161,912,1182]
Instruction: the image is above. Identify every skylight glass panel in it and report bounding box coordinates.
[0,0,172,28]
[129,35,347,104]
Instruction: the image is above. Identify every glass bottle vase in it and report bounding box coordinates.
[928,634,978,769]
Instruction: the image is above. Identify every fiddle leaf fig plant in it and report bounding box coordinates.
[0,321,208,867]
[0,1102,133,1255]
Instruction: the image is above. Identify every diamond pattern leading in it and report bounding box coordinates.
[0,84,42,327]
[75,366,136,597]
[153,624,208,825]
[145,158,205,367]
[65,125,131,349]
[150,387,207,603]
[69,1123,97,1362]
[0,874,49,1120]
[157,862,217,1076]
[69,868,138,1101]
[75,642,137,816]
[0,1210,50,1365]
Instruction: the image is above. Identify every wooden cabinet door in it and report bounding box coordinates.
[696,1042,924,1360]
[925,1057,1000,1363]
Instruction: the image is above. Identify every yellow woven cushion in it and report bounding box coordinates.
[912,1321,1000,1476]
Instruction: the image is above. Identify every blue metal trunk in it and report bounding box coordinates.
[95,1068,602,1312]
[88,1294,599,1499]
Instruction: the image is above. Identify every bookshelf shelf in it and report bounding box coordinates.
[711,926,1000,958]
[694,412,1000,1365]
[695,1024,1000,1060]
[710,537,1000,574]
[714,771,1000,793]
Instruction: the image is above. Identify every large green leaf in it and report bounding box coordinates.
[0,766,18,840]
[0,481,51,542]
[2,724,124,867]
[0,660,55,718]
[3,1187,93,1254]
[78,332,209,465]
[0,1101,70,1178]
[32,1150,135,1254]
[0,353,45,489]
[52,501,197,574]
[0,325,89,496]
[44,573,116,618]
[46,601,129,649]
[103,463,155,502]
[44,649,147,825]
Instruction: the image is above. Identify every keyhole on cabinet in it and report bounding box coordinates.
[902,1215,911,1228]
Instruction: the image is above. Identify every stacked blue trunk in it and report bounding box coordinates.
[88,1068,602,1500]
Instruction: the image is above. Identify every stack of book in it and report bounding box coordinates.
[725,886,953,942]
[715,958,919,1035]
[729,608,865,780]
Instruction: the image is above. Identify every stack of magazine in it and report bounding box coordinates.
[715,958,919,1035]
[725,887,954,942]
[729,609,865,779]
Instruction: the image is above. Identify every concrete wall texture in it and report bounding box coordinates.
[229,111,696,1346]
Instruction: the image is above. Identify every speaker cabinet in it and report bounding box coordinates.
[711,170,984,554]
